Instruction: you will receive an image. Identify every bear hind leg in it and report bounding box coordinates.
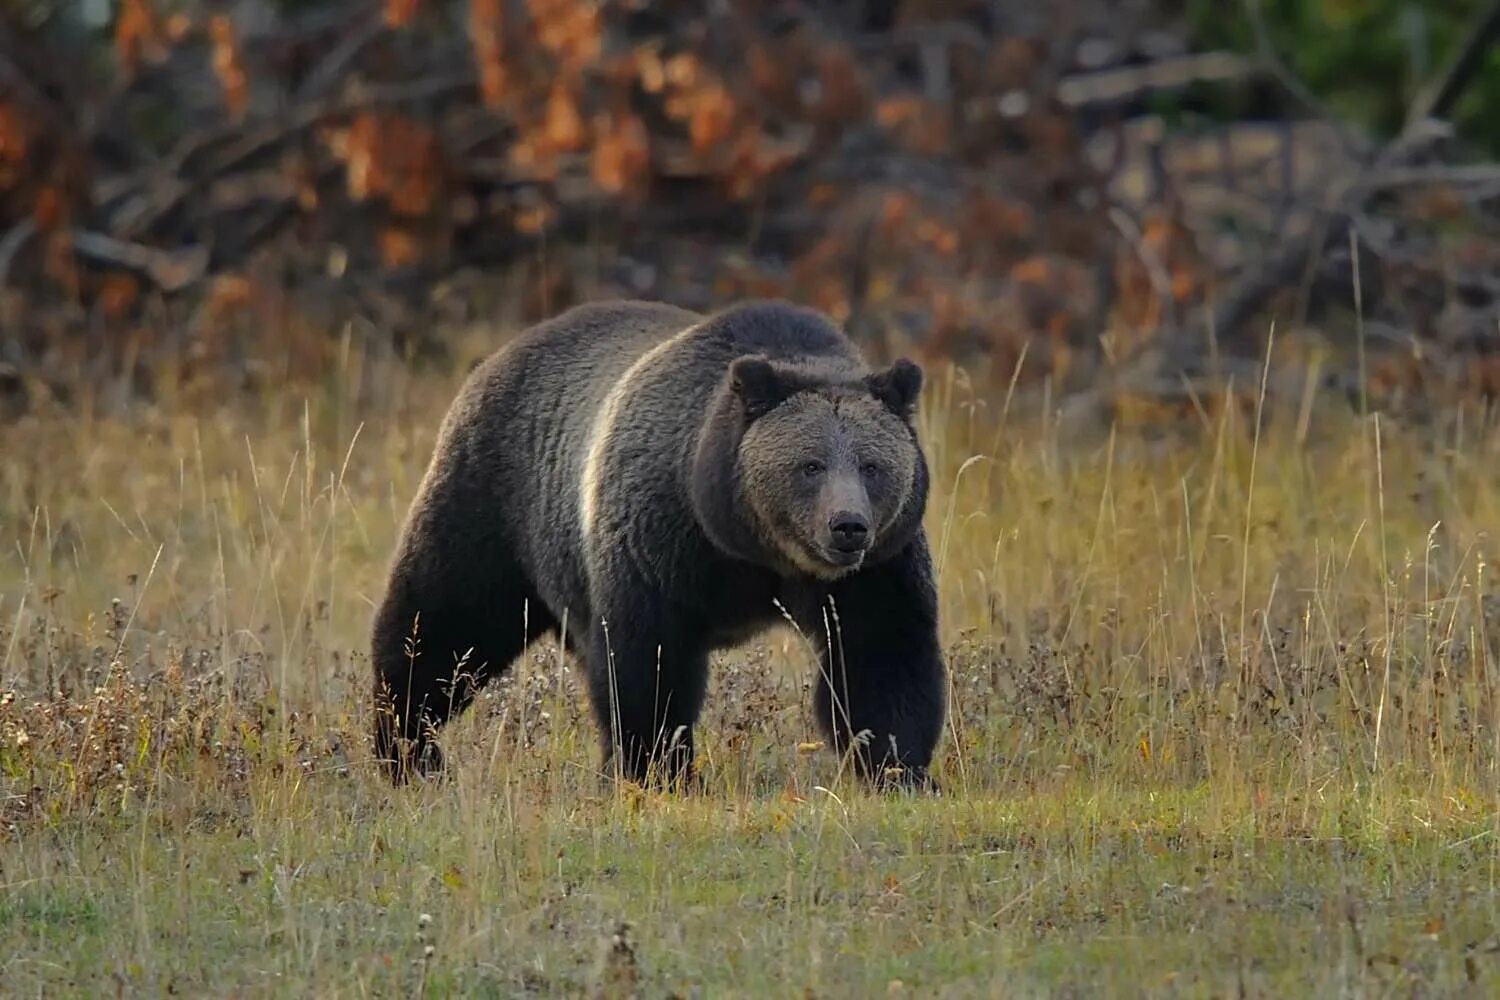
[372,551,557,782]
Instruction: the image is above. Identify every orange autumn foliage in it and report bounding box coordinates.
[876,97,951,157]
[95,272,141,323]
[209,16,248,120]
[807,44,868,129]
[338,113,446,218]
[114,0,167,81]
[0,104,31,190]
[385,0,420,29]
[528,0,602,75]
[592,112,651,202]
[377,226,425,269]
[469,0,509,109]
[542,83,589,154]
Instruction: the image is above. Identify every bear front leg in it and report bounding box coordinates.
[583,612,709,791]
[372,573,498,782]
[790,536,946,791]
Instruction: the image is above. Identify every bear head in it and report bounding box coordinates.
[696,353,927,581]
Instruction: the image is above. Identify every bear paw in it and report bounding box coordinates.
[379,738,447,784]
[878,765,941,796]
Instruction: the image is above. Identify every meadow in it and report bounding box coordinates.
[2,331,1498,998]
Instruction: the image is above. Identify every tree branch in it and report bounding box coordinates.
[1405,0,1500,126]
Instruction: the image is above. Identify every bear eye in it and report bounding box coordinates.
[800,460,825,478]
[860,461,882,479]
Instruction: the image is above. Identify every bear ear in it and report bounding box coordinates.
[730,355,793,421]
[866,358,923,419]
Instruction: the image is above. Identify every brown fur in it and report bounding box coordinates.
[371,300,945,790]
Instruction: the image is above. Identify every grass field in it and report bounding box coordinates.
[2,338,1499,997]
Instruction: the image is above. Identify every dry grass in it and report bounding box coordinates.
[2,340,1499,997]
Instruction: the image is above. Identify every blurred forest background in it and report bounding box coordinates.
[4,0,1500,423]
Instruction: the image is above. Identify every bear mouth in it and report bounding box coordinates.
[765,522,868,579]
[813,544,866,573]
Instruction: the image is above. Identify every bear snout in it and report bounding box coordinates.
[827,510,871,554]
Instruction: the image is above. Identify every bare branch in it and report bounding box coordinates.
[70,231,209,292]
[1056,52,1254,108]
[1405,0,1500,126]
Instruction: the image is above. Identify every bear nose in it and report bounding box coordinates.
[828,512,870,553]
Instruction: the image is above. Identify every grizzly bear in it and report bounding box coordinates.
[371,299,945,790]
